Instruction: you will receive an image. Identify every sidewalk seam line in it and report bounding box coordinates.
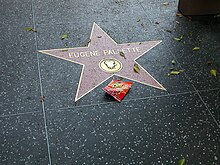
[31,0,52,164]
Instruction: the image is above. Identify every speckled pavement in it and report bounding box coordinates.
[0,0,220,164]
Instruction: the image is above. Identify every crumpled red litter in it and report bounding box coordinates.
[103,80,133,102]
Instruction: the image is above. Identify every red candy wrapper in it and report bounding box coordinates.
[103,80,133,102]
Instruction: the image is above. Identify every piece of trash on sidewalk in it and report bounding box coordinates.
[103,80,133,102]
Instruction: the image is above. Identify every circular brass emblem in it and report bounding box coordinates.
[99,58,122,73]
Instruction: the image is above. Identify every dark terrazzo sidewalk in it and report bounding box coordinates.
[0,0,220,164]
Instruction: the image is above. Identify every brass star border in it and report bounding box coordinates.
[39,22,166,102]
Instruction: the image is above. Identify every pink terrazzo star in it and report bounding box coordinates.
[39,22,166,101]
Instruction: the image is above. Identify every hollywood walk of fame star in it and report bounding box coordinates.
[39,22,166,101]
